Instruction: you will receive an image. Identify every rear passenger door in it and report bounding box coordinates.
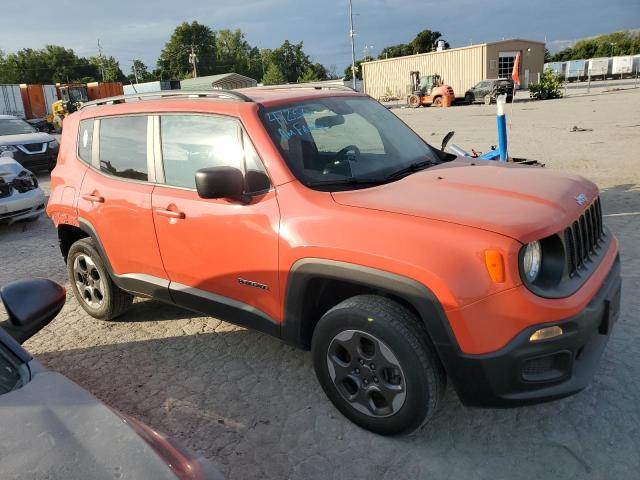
[150,114,281,327]
[77,115,168,288]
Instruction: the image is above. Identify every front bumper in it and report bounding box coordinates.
[0,188,46,223]
[443,254,621,407]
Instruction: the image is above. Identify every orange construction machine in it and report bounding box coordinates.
[406,71,455,108]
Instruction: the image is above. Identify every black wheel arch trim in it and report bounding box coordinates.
[282,258,458,354]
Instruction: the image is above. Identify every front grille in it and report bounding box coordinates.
[564,197,604,277]
[22,143,46,153]
[0,183,11,199]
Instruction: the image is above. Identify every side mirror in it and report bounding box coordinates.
[195,166,244,200]
[0,279,66,344]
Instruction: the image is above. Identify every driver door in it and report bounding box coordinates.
[151,114,281,325]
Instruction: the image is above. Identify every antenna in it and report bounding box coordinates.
[349,0,357,90]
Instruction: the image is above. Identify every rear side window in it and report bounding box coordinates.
[77,119,93,163]
[160,115,244,189]
[99,116,148,181]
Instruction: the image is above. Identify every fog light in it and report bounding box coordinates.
[529,326,563,342]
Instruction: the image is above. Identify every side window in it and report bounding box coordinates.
[99,116,148,181]
[160,115,243,189]
[77,119,93,164]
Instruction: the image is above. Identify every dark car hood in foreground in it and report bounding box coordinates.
[0,362,221,480]
[332,159,598,244]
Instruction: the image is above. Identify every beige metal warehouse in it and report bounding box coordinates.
[361,39,545,101]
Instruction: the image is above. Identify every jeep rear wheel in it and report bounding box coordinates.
[311,295,445,435]
[67,238,133,320]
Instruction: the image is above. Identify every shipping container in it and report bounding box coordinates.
[565,60,587,80]
[611,56,634,78]
[0,85,26,118]
[123,80,180,95]
[43,85,58,115]
[588,58,611,79]
[86,82,124,101]
[20,84,47,119]
[544,62,566,76]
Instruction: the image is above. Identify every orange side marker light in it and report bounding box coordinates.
[484,250,505,283]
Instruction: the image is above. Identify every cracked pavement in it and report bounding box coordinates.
[1,90,639,479]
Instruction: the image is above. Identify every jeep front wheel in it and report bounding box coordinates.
[67,238,133,320]
[311,295,445,435]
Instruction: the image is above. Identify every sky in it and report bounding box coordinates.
[1,0,638,76]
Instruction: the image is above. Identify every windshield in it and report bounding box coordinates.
[260,97,441,189]
[0,119,36,136]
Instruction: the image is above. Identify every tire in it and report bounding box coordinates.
[311,295,445,435]
[432,96,443,107]
[67,238,133,320]
[465,93,474,105]
[484,94,493,105]
[407,94,421,108]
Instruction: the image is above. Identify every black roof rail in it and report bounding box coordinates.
[79,89,254,110]
[255,83,356,92]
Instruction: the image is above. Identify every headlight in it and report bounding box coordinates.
[48,139,59,149]
[522,241,542,282]
[0,145,18,153]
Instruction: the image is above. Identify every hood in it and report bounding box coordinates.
[0,366,222,479]
[332,159,598,243]
[0,131,54,146]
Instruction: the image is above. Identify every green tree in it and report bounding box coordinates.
[410,30,448,54]
[378,44,412,59]
[129,59,154,83]
[344,59,364,80]
[157,21,217,79]
[299,66,320,82]
[216,28,253,75]
[270,40,313,83]
[551,30,640,61]
[90,55,125,82]
[262,63,286,85]
[529,69,563,100]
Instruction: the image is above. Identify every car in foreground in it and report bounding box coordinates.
[0,152,45,223]
[47,87,621,435]
[465,78,514,104]
[0,278,223,480]
[0,115,59,172]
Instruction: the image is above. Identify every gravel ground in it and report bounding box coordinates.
[1,88,639,480]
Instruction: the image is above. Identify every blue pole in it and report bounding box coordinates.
[496,94,508,161]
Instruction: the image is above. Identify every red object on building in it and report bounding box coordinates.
[19,84,46,119]
[86,82,124,101]
[511,52,521,85]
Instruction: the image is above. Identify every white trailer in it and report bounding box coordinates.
[0,85,26,118]
[611,56,633,78]
[43,85,58,116]
[588,58,611,79]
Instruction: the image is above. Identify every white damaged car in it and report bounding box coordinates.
[0,152,45,223]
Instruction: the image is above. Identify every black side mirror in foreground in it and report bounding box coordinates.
[0,279,66,344]
[195,166,245,200]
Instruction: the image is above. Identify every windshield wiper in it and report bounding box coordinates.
[385,159,438,181]
[306,177,386,187]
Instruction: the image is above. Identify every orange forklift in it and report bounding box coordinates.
[406,71,455,108]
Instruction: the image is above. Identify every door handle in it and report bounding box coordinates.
[82,193,104,203]
[155,208,185,220]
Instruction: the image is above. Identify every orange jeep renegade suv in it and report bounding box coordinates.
[47,88,621,435]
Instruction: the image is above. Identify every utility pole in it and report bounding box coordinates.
[97,39,106,81]
[188,45,199,78]
[349,0,357,90]
[131,60,139,84]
